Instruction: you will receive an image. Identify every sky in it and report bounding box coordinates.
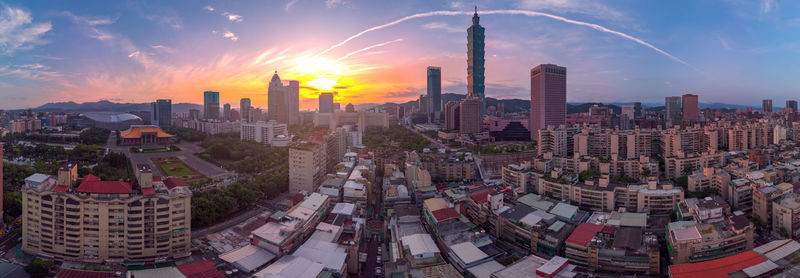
[1,0,800,110]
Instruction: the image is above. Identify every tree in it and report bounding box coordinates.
[641,167,651,177]
[79,128,111,145]
[578,168,600,182]
[682,165,695,176]
[24,258,52,278]
[779,227,790,238]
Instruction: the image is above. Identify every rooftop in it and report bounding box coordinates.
[566,223,603,247]
[76,174,132,194]
[668,251,765,278]
[450,242,488,265]
[401,233,440,257]
[549,202,578,220]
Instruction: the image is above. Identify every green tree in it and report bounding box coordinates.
[682,165,695,176]
[779,227,790,238]
[24,258,53,278]
[79,128,111,145]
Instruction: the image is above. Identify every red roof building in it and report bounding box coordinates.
[177,260,226,278]
[53,184,68,192]
[469,190,495,205]
[566,223,604,247]
[56,269,114,278]
[668,251,765,278]
[163,177,189,189]
[431,207,460,223]
[76,174,132,194]
[142,187,155,195]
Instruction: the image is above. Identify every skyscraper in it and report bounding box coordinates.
[427,66,442,122]
[467,7,486,114]
[240,98,251,122]
[787,100,798,112]
[0,143,4,222]
[189,109,200,120]
[665,96,682,126]
[287,80,300,125]
[397,106,405,121]
[203,91,220,120]
[763,99,773,113]
[155,99,172,127]
[223,103,231,121]
[682,94,699,122]
[445,101,461,131]
[267,71,300,124]
[459,97,482,134]
[319,92,334,113]
[530,64,567,140]
[634,102,643,118]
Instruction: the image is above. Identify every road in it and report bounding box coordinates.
[405,125,446,149]
[359,174,385,278]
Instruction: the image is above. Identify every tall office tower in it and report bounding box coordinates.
[459,97,482,134]
[189,109,200,120]
[333,103,341,112]
[287,80,300,125]
[634,102,643,118]
[665,96,682,126]
[682,94,699,122]
[154,99,172,127]
[787,100,798,112]
[397,106,405,121]
[621,105,635,120]
[319,92,334,113]
[268,71,288,123]
[445,101,461,131]
[240,98,251,122]
[763,99,773,113]
[150,102,159,126]
[467,7,486,114]
[427,66,442,122]
[529,64,567,140]
[203,91,220,120]
[223,103,231,121]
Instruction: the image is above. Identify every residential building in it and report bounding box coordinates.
[786,100,798,112]
[667,211,754,264]
[289,142,327,193]
[240,120,290,147]
[444,101,460,131]
[665,96,682,127]
[753,183,793,225]
[772,194,800,238]
[530,64,567,140]
[21,165,192,263]
[564,224,660,275]
[251,193,330,256]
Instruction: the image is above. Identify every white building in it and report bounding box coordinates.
[241,120,290,147]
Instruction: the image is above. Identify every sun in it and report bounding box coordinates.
[306,73,339,91]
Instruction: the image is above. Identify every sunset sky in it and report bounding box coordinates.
[2,0,800,110]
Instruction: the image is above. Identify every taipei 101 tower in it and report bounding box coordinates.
[467,6,486,114]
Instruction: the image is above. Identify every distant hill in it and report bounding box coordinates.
[35,100,202,114]
[566,103,621,114]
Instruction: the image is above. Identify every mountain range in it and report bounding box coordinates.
[30,96,763,115]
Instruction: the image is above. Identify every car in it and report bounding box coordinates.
[377,247,382,254]
[375,267,382,276]
[376,256,382,263]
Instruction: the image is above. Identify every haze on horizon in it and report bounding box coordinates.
[1,0,799,110]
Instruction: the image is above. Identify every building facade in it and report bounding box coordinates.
[427,66,442,122]
[530,64,567,140]
[467,8,486,114]
[21,166,192,263]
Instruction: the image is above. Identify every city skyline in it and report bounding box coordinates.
[3,1,800,110]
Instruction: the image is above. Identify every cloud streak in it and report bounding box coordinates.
[333,38,403,62]
[0,4,52,54]
[317,9,695,70]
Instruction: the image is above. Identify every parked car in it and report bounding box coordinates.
[375,267,382,276]
[376,256,382,264]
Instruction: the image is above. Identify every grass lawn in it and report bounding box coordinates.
[160,162,196,176]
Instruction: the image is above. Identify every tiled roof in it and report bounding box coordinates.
[141,187,155,195]
[469,190,494,204]
[76,174,132,194]
[431,208,460,223]
[164,177,189,189]
[177,260,226,278]
[120,125,174,139]
[668,251,765,278]
[56,269,114,278]
[566,223,603,247]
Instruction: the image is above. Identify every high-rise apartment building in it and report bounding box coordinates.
[0,143,3,222]
[427,66,442,122]
[530,64,567,140]
[289,142,327,193]
[203,91,220,120]
[240,98,251,122]
[634,102,643,118]
[396,106,405,121]
[682,94,699,122]
[240,120,290,147]
[189,109,200,120]
[786,100,798,112]
[467,7,486,114]
[21,165,192,263]
[665,96,682,126]
[319,93,334,113]
[763,99,773,113]
[267,71,300,124]
[223,103,231,121]
[459,97,482,134]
